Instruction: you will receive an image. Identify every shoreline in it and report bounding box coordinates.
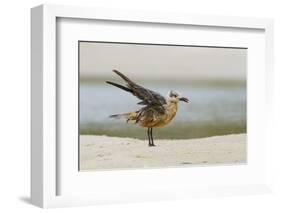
[80,134,246,171]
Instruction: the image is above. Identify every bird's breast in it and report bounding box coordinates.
[152,103,178,128]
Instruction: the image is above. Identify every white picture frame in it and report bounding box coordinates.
[31,4,274,208]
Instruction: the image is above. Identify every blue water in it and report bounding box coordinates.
[80,82,246,126]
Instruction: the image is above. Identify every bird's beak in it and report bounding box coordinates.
[179,97,189,103]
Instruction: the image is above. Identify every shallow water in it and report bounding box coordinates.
[80,81,246,139]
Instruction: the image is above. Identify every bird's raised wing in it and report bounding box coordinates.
[106,70,167,108]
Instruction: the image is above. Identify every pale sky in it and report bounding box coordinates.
[79,42,247,81]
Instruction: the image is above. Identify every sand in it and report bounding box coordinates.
[80,134,246,171]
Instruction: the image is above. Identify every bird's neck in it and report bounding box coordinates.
[166,101,178,112]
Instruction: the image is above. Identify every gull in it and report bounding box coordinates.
[106,70,189,147]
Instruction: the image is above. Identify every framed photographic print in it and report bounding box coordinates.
[31,4,274,208]
[78,42,247,171]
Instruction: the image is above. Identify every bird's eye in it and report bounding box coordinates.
[169,91,179,98]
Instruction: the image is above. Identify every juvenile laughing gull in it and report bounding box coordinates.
[106,70,189,146]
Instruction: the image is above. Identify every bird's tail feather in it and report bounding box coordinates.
[109,114,124,119]
[109,111,138,122]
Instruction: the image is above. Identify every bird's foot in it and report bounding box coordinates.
[149,144,156,147]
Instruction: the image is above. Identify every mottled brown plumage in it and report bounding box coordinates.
[107,70,189,146]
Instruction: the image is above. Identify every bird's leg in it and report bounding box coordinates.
[147,128,151,146]
[150,128,156,146]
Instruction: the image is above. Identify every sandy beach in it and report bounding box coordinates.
[80,134,246,171]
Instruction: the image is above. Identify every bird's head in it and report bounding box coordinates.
[167,90,189,104]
